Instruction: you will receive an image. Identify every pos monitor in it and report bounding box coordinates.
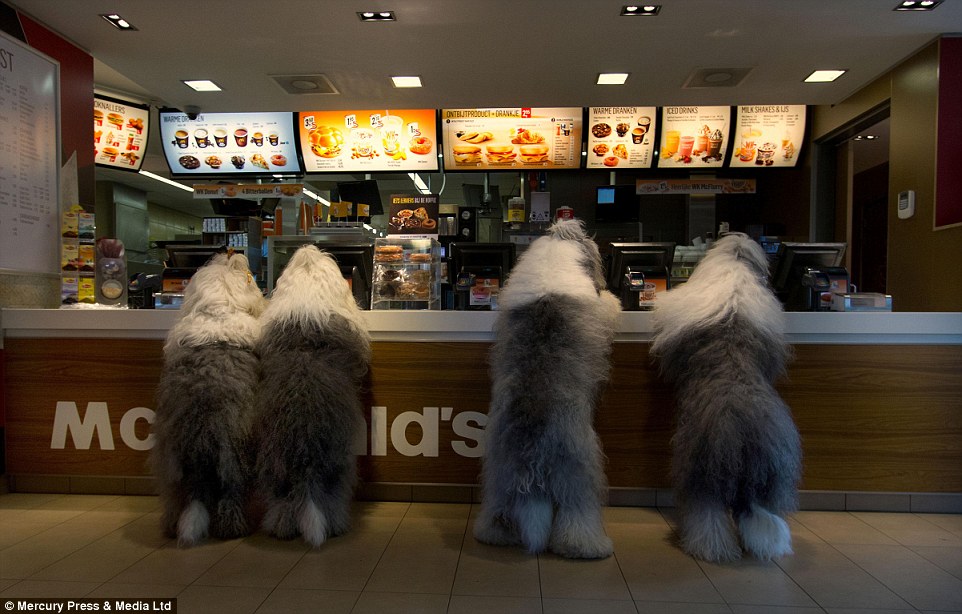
[448,242,516,310]
[335,180,384,216]
[319,243,375,309]
[770,242,847,311]
[606,242,676,310]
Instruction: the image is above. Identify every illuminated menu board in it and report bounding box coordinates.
[441,107,583,171]
[729,105,806,168]
[657,106,731,169]
[159,111,302,177]
[586,107,657,169]
[297,109,438,173]
[94,95,149,172]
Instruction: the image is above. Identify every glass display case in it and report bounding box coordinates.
[372,237,441,310]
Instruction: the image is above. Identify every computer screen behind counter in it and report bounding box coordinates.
[606,242,676,294]
[320,243,375,309]
[335,180,384,216]
[770,242,847,310]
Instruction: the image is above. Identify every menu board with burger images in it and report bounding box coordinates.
[729,105,806,168]
[159,111,302,177]
[298,109,438,172]
[656,106,731,169]
[586,107,657,169]
[94,95,149,171]
[440,107,583,171]
[388,193,440,239]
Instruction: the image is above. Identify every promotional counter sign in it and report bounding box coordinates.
[729,105,806,168]
[298,109,439,173]
[636,178,756,195]
[586,107,657,169]
[159,110,303,177]
[192,183,303,199]
[657,106,731,169]
[389,193,440,239]
[441,107,583,171]
[94,95,150,172]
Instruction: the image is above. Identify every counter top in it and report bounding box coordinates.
[2,308,960,345]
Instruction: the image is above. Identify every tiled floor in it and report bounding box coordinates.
[1,494,961,613]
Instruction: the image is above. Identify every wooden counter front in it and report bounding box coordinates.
[4,336,961,492]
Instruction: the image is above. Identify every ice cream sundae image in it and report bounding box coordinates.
[704,129,724,162]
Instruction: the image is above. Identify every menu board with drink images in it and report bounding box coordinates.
[440,107,582,171]
[586,107,657,169]
[729,105,806,168]
[657,106,731,169]
[298,109,438,173]
[159,111,302,177]
[94,95,149,172]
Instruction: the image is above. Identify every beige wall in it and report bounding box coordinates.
[813,38,962,312]
[148,205,203,242]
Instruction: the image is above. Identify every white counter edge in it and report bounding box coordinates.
[2,308,960,346]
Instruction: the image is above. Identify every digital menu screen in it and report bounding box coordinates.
[94,95,150,172]
[729,105,806,168]
[297,109,438,173]
[440,107,583,171]
[586,107,657,169]
[158,111,302,177]
[656,106,731,169]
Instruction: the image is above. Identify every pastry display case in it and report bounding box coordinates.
[372,237,441,310]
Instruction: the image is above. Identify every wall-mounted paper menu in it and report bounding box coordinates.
[586,107,657,169]
[298,109,438,173]
[94,95,149,171]
[657,106,731,169]
[729,105,806,168]
[441,107,582,171]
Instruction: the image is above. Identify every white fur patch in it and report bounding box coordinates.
[499,238,600,309]
[299,498,329,547]
[680,505,741,562]
[738,505,793,560]
[177,500,209,547]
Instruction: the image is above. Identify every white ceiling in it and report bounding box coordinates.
[9,0,961,215]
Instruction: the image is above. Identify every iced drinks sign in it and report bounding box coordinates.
[729,105,806,168]
[586,107,657,169]
[657,106,731,169]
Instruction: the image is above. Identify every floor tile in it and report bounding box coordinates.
[278,528,395,592]
[921,513,962,537]
[539,552,632,601]
[85,582,184,598]
[448,594,543,614]
[836,543,962,610]
[635,602,732,614]
[108,538,240,586]
[698,557,817,608]
[193,533,309,588]
[910,545,962,578]
[0,579,101,598]
[453,535,541,597]
[363,522,464,594]
[254,588,358,613]
[793,511,898,545]
[615,536,725,604]
[728,607,826,614]
[176,584,272,614]
[351,591,449,613]
[543,597,639,613]
[851,512,962,547]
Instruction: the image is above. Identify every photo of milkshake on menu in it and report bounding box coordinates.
[586,107,657,169]
[657,106,731,168]
[729,105,806,168]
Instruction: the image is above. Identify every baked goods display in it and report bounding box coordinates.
[371,238,441,310]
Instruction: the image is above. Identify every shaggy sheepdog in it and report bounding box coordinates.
[474,219,622,559]
[650,232,801,562]
[255,244,371,547]
[152,252,267,546]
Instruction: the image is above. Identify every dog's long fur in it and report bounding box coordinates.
[152,253,267,546]
[255,244,371,547]
[650,233,801,562]
[474,219,621,559]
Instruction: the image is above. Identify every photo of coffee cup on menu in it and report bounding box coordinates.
[252,132,264,146]
[268,133,279,146]
[234,128,248,147]
[194,128,210,148]
[631,127,645,144]
[214,129,228,147]
[174,130,189,148]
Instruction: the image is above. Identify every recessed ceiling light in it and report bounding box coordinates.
[358,10,396,21]
[99,13,137,30]
[804,69,847,83]
[182,80,222,92]
[391,76,422,88]
[894,0,941,10]
[597,73,629,85]
[621,4,660,15]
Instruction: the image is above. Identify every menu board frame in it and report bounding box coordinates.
[440,107,584,172]
[93,94,150,173]
[586,107,658,170]
[158,110,304,179]
[297,109,440,174]
[729,105,807,169]
[655,106,733,169]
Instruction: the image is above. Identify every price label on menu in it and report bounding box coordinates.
[729,105,806,168]
[94,95,150,171]
[657,106,731,169]
[440,107,583,171]
[586,107,657,169]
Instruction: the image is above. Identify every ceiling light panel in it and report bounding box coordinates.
[182,80,222,92]
[804,69,847,83]
[894,0,941,10]
[391,76,422,88]
[358,11,396,21]
[597,73,629,85]
[621,5,660,16]
[99,13,137,30]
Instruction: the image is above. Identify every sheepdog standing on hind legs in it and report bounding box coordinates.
[474,219,622,559]
[152,252,267,546]
[650,232,802,563]
[255,244,371,547]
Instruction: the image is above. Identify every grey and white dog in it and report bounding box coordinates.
[152,252,267,546]
[474,219,622,559]
[255,244,371,547]
[651,232,801,562]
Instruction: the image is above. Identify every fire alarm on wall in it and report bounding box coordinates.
[897,190,915,219]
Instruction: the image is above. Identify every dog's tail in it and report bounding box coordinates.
[263,489,329,547]
[176,500,209,547]
[299,496,328,547]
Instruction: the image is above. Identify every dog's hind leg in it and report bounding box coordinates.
[549,502,613,559]
[737,504,792,560]
[514,495,553,554]
[678,500,741,562]
[263,494,299,540]
[473,498,522,547]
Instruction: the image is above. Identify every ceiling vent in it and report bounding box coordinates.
[683,67,752,88]
[270,74,339,95]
